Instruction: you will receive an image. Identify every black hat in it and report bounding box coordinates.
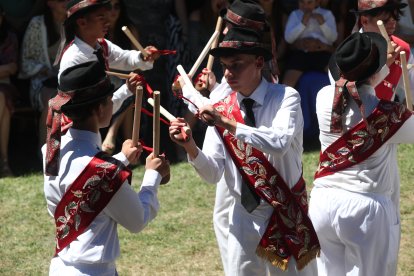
[59,61,114,111]
[350,0,407,14]
[65,0,111,22]
[210,27,272,61]
[329,32,387,82]
[220,0,268,32]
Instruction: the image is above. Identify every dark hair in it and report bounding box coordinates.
[63,95,109,121]
[108,0,133,49]
[44,5,61,47]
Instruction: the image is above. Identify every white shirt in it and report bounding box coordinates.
[189,79,304,197]
[284,7,338,45]
[59,37,153,114]
[43,128,161,274]
[315,83,414,195]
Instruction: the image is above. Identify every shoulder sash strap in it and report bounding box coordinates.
[53,152,131,255]
[315,100,412,179]
[214,92,320,271]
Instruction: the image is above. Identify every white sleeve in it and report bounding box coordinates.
[188,127,225,184]
[235,88,303,157]
[106,39,153,71]
[111,84,133,114]
[319,10,338,44]
[284,11,306,44]
[104,169,161,233]
[181,84,212,114]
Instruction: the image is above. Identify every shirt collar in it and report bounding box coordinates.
[237,78,268,106]
[66,128,102,150]
[74,36,101,56]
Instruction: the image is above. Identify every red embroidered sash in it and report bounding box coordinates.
[213,92,320,271]
[53,152,131,255]
[315,100,412,179]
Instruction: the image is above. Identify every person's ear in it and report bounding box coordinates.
[76,17,87,28]
[256,56,264,69]
[360,15,369,27]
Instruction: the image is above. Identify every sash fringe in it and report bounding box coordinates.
[256,246,289,271]
[296,247,320,270]
[256,246,320,271]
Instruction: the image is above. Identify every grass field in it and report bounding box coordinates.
[0,145,413,275]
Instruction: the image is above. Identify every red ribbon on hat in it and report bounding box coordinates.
[45,91,75,176]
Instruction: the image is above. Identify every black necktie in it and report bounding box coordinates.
[93,47,106,69]
[240,98,260,212]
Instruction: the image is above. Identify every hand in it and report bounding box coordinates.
[198,105,221,126]
[126,73,143,94]
[145,153,170,179]
[311,13,325,25]
[142,46,161,62]
[386,41,402,67]
[194,68,217,92]
[121,139,143,165]
[169,118,193,145]
[302,12,312,25]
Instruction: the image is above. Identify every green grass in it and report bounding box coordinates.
[0,146,413,275]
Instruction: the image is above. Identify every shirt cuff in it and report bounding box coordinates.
[141,169,162,188]
[235,122,253,143]
[137,52,154,71]
[113,152,129,166]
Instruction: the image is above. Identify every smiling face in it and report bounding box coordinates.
[298,0,319,13]
[220,54,264,96]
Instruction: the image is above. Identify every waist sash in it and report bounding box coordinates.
[315,100,412,179]
[214,92,320,271]
[53,152,131,255]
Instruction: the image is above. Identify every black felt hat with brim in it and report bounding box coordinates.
[350,0,407,14]
[220,0,268,32]
[329,32,387,82]
[65,0,111,23]
[210,27,272,61]
[59,61,114,111]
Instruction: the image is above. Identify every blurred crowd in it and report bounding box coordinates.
[0,0,413,177]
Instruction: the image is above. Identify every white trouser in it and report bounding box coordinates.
[49,256,117,276]
[309,187,400,276]
[215,181,317,276]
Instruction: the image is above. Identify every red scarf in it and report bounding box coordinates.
[315,100,412,178]
[53,152,131,255]
[214,92,320,271]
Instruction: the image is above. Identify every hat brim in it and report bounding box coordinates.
[329,32,387,82]
[350,2,407,14]
[210,46,273,61]
[64,0,111,24]
[61,83,115,111]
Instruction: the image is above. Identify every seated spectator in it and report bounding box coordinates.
[18,0,67,153]
[283,0,337,88]
[0,6,19,177]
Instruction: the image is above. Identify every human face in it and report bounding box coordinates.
[78,6,110,40]
[108,0,121,28]
[299,0,318,13]
[220,54,263,96]
[361,11,398,35]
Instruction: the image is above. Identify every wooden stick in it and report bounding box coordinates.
[177,65,195,90]
[206,17,223,70]
[122,26,149,57]
[152,91,161,156]
[377,20,393,53]
[132,86,143,145]
[400,51,413,111]
[148,98,190,139]
[188,30,220,77]
[106,71,130,79]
